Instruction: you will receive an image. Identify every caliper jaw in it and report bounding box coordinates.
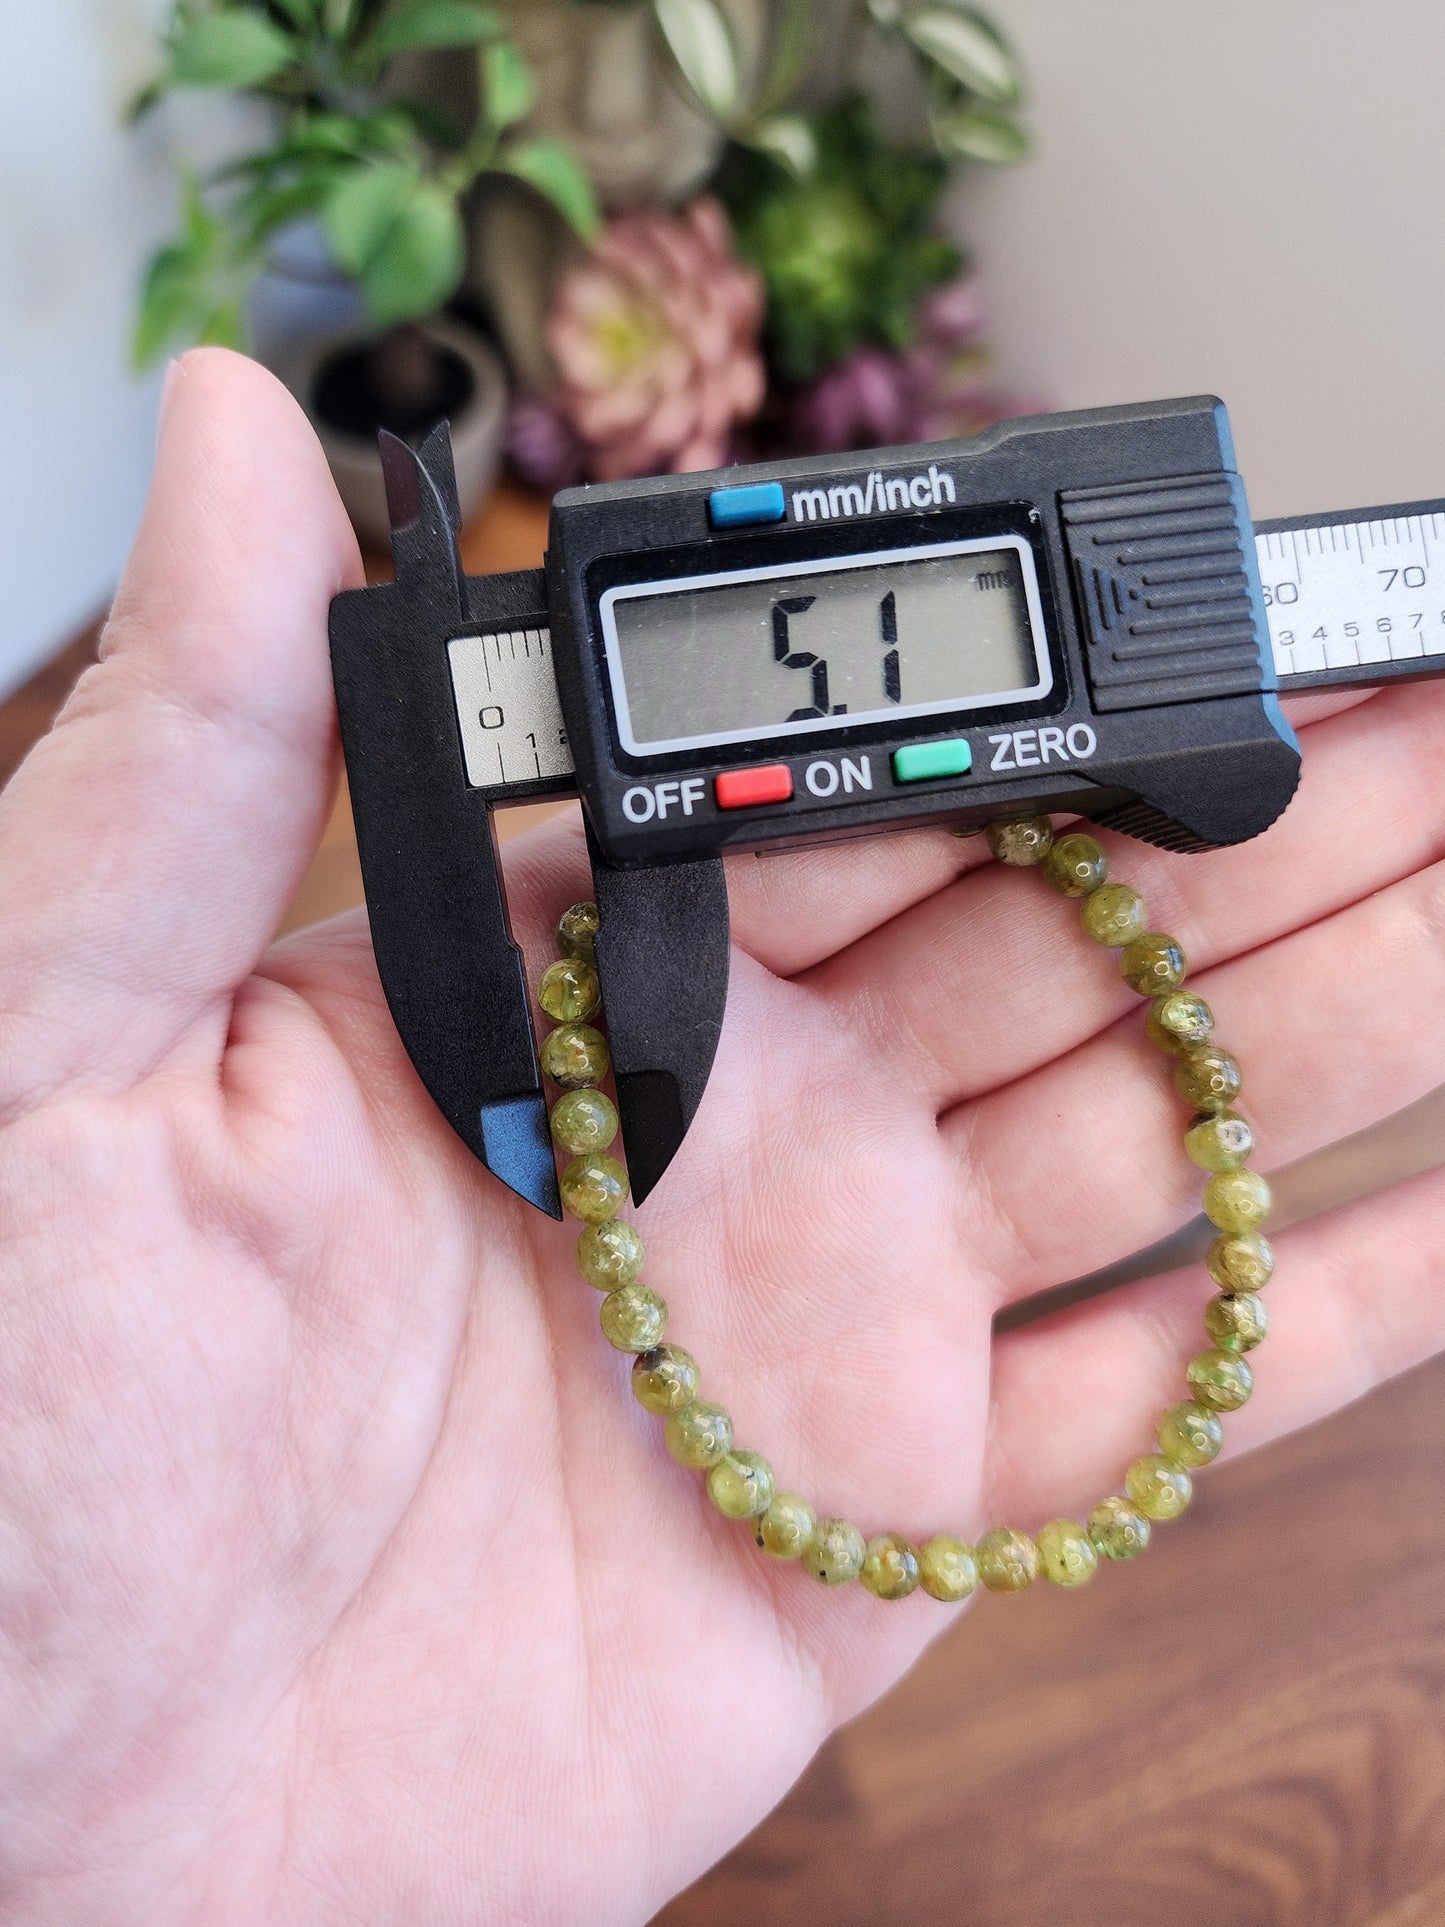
[330,425,731,1217]
[330,425,562,1217]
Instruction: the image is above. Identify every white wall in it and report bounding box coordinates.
[960,0,1445,522]
[0,1,172,694]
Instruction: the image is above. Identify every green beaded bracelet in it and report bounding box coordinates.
[537,815,1274,1603]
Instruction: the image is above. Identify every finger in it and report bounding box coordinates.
[500,796,993,981]
[0,349,361,1106]
[979,1163,1445,1530]
[810,674,1445,1107]
[946,852,1445,1299]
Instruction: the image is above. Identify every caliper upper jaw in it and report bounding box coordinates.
[330,427,562,1219]
[586,826,731,1206]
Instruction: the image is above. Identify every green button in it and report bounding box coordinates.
[892,738,973,784]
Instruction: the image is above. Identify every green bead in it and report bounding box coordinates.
[575,1218,645,1291]
[708,1449,776,1520]
[631,1344,700,1414]
[1175,1046,1243,1114]
[1036,1519,1099,1588]
[665,1399,734,1469]
[1125,1453,1193,1521]
[559,1153,629,1223]
[1206,1230,1275,1294]
[1088,1495,1151,1560]
[986,816,1054,866]
[550,1088,619,1156]
[599,1283,666,1352]
[1158,1399,1224,1468]
[556,900,600,964]
[861,1534,921,1600]
[1146,991,1215,1054]
[1203,1291,1268,1353]
[802,1518,866,1586]
[541,1023,611,1089]
[1188,1347,1254,1411]
[1120,931,1188,995]
[1081,882,1147,948]
[755,1492,816,1559]
[1203,1168,1272,1234]
[538,957,601,1024]
[918,1535,979,1601]
[1185,1109,1254,1171]
[1043,832,1108,897]
[976,1526,1039,1593]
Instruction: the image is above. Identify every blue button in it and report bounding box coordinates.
[708,481,786,529]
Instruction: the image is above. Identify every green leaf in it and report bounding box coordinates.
[904,7,1021,104]
[500,138,601,239]
[357,183,466,324]
[167,12,297,89]
[482,40,536,129]
[652,0,740,120]
[747,112,816,178]
[198,295,249,350]
[269,0,319,28]
[323,160,416,277]
[372,0,501,58]
[930,103,1028,163]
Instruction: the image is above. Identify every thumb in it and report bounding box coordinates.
[0,348,362,1110]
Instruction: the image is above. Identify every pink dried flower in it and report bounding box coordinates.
[545,197,765,481]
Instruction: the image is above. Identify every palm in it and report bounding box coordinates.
[4,355,1442,1925]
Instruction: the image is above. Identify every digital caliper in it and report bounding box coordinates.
[328,395,1445,1219]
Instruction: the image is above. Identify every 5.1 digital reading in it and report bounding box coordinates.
[599,534,1051,756]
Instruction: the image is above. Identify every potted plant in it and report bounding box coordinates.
[495,0,1034,488]
[131,0,600,541]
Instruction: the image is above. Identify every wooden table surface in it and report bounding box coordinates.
[7,482,1445,1927]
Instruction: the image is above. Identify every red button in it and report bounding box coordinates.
[715,763,793,810]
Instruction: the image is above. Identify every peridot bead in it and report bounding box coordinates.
[631,1344,700,1414]
[986,816,1054,866]
[1088,1495,1151,1560]
[556,900,600,964]
[599,1282,666,1352]
[755,1492,816,1559]
[1203,1168,1272,1234]
[538,957,601,1024]
[1188,1347,1254,1411]
[550,1088,619,1156]
[918,1535,979,1601]
[541,1023,610,1089]
[1206,1229,1275,1294]
[861,1534,921,1600]
[575,1218,645,1291]
[1203,1290,1268,1353]
[1081,882,1147,948]
[1125,1453,1193,1521]
[1120,931,1188,995]
[1175,1046,1243,1114]
[1036,1518,1099,1588]
[665,1399,734,1469]
[1043,832,1108,897]
[559,1153,629,1223]
[707,1449,776,1520]
[1146,990,1215,1054]
[1158,1399,1224,1468]
[802,1518,866,1586]
[976,1526,1039,1593]
[1184,1109,1254,1171]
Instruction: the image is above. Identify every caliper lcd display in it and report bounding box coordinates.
[599,534,1053,756]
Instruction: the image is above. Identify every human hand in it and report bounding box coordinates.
[3,350,1442,1925]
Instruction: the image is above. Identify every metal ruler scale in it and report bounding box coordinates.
[1258,506,1445,691]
